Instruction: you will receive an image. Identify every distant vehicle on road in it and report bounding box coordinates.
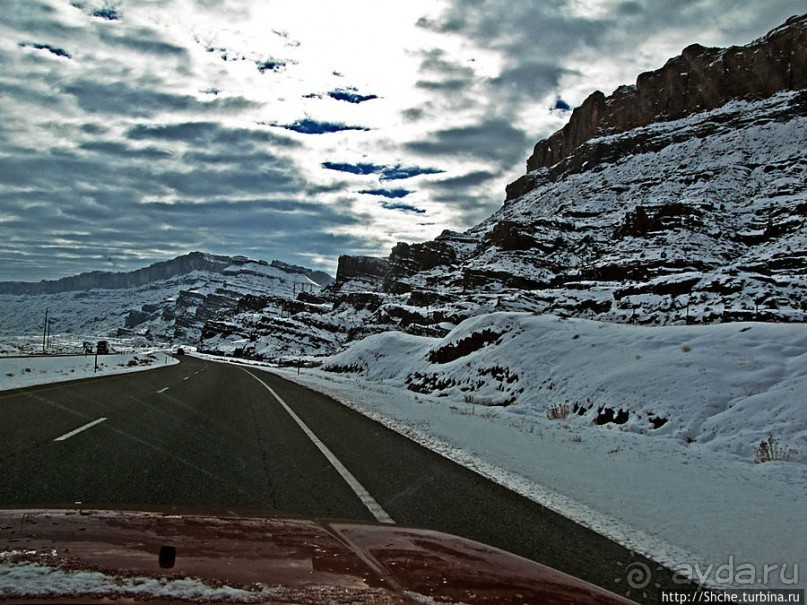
[96,340,110,355]
[82,341,94,354]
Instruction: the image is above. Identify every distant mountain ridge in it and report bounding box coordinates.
[0,252,334,295]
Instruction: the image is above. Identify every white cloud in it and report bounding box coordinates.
[0,0,803,280]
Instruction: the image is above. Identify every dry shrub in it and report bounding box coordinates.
[546,402,570,420]
[754,434,791,463]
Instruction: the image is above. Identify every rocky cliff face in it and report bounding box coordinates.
[518,14,807,185]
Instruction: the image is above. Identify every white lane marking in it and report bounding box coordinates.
[242,369,395,525]
[158,387,170,393]
[183,376,189,381]
[54,417,108,442]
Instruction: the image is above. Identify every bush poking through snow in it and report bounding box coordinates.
[546,402,570,420]
[754,435,791,463]
[427,329,502,364]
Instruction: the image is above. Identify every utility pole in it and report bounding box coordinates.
[42,308,49,354]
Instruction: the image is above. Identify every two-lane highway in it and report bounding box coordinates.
[0,356,374,519]
[0,355,694,600]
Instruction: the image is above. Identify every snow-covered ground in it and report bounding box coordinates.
[0,350,179,391]
[250,313,806,590]
[3,314,803,590]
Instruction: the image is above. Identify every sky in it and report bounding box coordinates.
[1,0,804,282]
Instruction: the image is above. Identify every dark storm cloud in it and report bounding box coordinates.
[553,97,571,111]
[0,194,372,281]
[416,78,472,93]
[321,162,444,180]
[69,1,122,21]
[90,7,121,20]
[0,141,351,280]
[489,61,575,101]
[156,165,300,198]
[4,0,83,39]
[380,201,426,214]
[401,107,427,122]
[140,198,359,230]
[127,198,376,272]
[279,119,370,134]
[421,0,807,75]
[429,188,503,227]
[321,162,384,176]
[431,170,499,189]
[379,165,445,180]
[97,28,187,56]
[63,80,260,117]
[359,188,412,199]
[126,121,299,149]
[415,48,475,93]
[257,59,286,73]
[417,3,609,58]
[423,169,507,226]
[182,149,298,167]
[18,41,72,59]
[601,0,807,44]
[407,118,530,167]
[0,126,302,207]
[0,76,61,109]
[79,140,173,160]
[327,88,379,104]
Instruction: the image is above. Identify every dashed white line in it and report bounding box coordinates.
[54,417,108,442]
[158,387,170,393]
[242,368,395,525]
[183,376,189,381]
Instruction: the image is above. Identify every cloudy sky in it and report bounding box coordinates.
[1,0,803,281]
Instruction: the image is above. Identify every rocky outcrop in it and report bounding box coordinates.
[520,14,807,180]
[508,87,807,200]
[270,260,334,287]
[334,255,390,286]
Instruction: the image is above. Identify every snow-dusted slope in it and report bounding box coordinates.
[265,316,805,589]
[0,254,326,347]
[377,90,806,329]
[321,312,806,463]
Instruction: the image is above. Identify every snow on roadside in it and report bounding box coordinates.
[0,351,179,391]
[263,313,806,589]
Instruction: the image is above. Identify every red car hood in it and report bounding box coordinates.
[0,507,632,604]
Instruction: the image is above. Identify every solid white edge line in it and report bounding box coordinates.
[53,417,108,442]
[242,368,395,525]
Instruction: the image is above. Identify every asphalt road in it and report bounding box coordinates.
[0,355,696,601]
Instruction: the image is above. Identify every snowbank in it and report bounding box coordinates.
[269,313,805,589]
[322,313,806,461]
[0,351,179,391]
